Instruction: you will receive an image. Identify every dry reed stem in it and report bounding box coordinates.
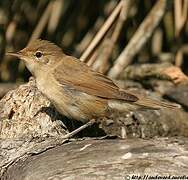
[18,1,53,72]
[96,0,131,74]
[151,28,163,55]
[174,0,188,37]
[47,0,64,34]
[108,0,167,79]
[6,21,17,42]
[29,1,53,44]
[76,18,104,55]
[175,44,188,67]
[87,50,100,67]
[80,1,123,62]
[174,0,188,67]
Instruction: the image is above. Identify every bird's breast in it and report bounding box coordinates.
[36,74,65,104]
[35,75,108,122]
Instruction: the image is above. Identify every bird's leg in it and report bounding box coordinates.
[62,119,96,139]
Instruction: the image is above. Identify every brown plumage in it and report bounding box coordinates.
[6,39,180,122]
[53,56,138,102]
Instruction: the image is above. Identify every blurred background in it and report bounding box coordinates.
[0,0,188,97]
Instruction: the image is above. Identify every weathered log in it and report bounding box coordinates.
[2,137,188,180]
[0,78,68,139]
[1,77,188,179]
[165,84,188,109]
[121,63,172,80]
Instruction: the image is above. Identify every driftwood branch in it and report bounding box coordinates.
[108,0,167,78]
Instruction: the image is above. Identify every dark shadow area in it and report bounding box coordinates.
[38,106,107,138]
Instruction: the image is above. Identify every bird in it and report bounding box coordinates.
[7,39,180,123]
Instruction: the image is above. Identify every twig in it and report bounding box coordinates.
[62,119,96,139]
[108,0,167,79]
[80,1,123,62]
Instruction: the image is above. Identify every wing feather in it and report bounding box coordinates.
[53,56,138,102]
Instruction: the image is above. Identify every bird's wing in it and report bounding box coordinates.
[53,56,138,102]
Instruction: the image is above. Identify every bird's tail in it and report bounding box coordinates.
[120,89,181,110]
[133,96,181,110]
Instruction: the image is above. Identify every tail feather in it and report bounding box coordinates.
[116,89,181,110]
[134,96,181,110]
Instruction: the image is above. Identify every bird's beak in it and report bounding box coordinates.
[6,52,22,58]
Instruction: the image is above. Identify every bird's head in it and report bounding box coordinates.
[6,39,64,76]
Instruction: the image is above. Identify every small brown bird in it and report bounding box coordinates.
[7,39,180,123]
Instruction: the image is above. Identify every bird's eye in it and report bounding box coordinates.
[35,51,43,58]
